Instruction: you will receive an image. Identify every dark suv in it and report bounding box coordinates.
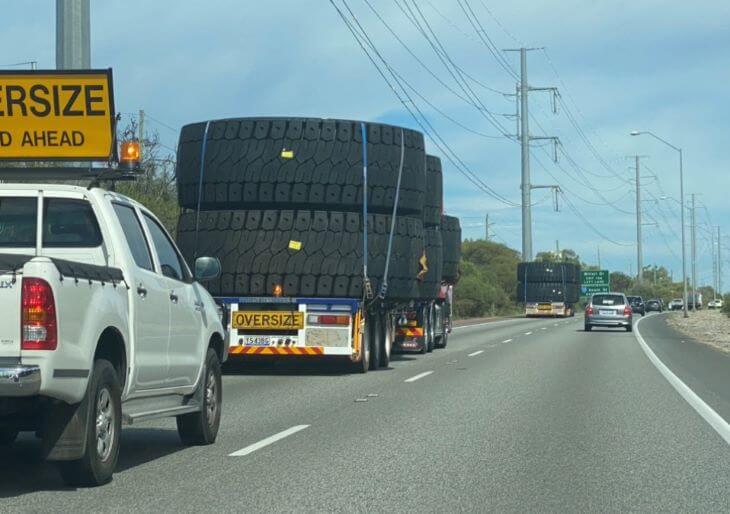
[626,296,645,316]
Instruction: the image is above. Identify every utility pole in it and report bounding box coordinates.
[711,228,717,300]
[555,240,560,260]
[597,246,601,269]
[691,193,697,309]
[138,109,145,156]
[56,0,90,70]
[485,213,489,241]
[635,156,643,283]
[719,226,723,296]
[505,47,559,262]
[519,48,531,262]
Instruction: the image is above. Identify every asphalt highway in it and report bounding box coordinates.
[2,314,729,512]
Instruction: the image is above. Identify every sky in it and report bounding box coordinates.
[2,0,729,291]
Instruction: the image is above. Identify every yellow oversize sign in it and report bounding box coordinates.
[0,69,115,160]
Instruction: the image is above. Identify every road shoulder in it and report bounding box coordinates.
[635,313,730,434]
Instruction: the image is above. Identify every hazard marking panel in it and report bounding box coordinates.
[0,69,115,160]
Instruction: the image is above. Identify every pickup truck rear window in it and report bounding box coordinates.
[0,197,37,247]
[43,198,103,248]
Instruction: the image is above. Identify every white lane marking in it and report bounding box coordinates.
[468,350,484,357]
[229,425,310,457]
[540,327,547,330]
[405,371,434,383]
[502,339,513,344]
[525,331,533,335]
[553,323,559,326]
[634,316,730,445]
[452,318,532,331]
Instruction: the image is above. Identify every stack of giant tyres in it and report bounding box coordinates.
[515,262,580,303]
[175,117,428,299]
[418,155,444,299]
[440,214,461,284]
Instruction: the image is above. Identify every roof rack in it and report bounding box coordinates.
[0,164,142,186]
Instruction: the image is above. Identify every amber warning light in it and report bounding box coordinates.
[119,140,141,170]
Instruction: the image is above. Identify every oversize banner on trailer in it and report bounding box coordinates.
[0,69,115,160]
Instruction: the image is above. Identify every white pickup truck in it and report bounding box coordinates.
[0,184,225,486]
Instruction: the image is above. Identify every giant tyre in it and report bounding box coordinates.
[0,426,18,445]
[177,348,222,445]
[516,262,580,284]
[423,155,443,226]
[418,226,442,299]
[516,282,580,303]
[176,118,426,216]
[441,215,461,283]
[177,209,424,300]
[58,359,121,487]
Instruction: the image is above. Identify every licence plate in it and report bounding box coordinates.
[599,310,615,316]
[232,311,304,330]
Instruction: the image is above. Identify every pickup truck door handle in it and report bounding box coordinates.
[169,292,179,304]
[137,285,147,298]
[194,301,205,312]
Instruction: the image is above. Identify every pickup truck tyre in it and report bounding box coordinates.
[0,427,18,445]
[176,118,426,216]
[58,359,121,487]
[177,349,222,445]
[424,155,443,226]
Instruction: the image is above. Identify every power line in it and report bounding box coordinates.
[330,0,519,207]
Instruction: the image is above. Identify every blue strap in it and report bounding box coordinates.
[380,129,406,299]
[361,122,372,299]
[193,121,212,260]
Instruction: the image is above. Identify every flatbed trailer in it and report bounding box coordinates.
[525,301,575,318]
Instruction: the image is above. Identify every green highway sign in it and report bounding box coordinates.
[581,270,610,295]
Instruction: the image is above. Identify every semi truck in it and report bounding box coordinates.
[174,117,461,371]
[516,262,580,318]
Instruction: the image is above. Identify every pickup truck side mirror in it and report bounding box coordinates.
[194,256,221,281]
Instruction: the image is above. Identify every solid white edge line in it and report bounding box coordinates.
[634,316,730,445]
[229,425,310,457]
[467,350,484,357]
[404,371,434,383]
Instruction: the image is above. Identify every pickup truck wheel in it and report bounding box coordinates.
[0,427,18,445]
[177,349,222,445]
[58,359,121,487]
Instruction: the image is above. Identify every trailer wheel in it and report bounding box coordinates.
[378,312,392,368]
[351,314,371,373]
[426,304,435,353]
[368,311,382,371]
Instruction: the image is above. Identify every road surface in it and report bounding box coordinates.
[2,314,729,512]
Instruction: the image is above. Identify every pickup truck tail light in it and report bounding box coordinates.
[21,278,58,351]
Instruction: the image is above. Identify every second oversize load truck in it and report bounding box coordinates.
[516,262,580,317]
[174,117,461,372]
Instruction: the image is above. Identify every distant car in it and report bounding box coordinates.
[708,299,724,310]
[646,299,663,313]
[669,298,684,311]
[585,293,633,332]
[626,295,645,316]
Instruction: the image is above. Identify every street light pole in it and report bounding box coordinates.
[630,131,688,317]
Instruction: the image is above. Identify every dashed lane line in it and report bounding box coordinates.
[229,425,310,457]
[404,371,434,383]
[502,339,513,344]
[468,350,484,357]
[525,332,533,335]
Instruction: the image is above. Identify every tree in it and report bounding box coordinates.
[454,240,522,318]
[114,121,179,234]
[610,272,632,292]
